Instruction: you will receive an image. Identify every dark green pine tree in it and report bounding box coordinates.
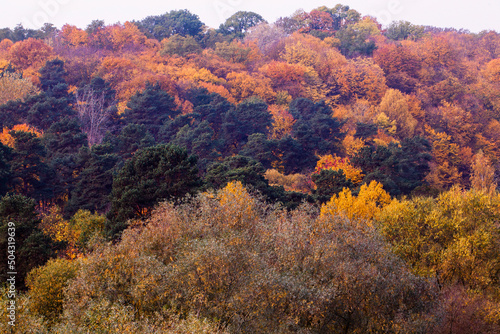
[0,194,61,289]
[352,137,431,196]
[0,142,12,197]
[187,87,233,136]
[171,120,223,171]
[312,169,354,202]
[64,143,118,217]
[205,155,268,191]
[43,117,88,202]
[222,97,272,154]
[122,83,180,140]
[0,99,30,129]
[27,59,76,130]
[9,131,54,201]
[107,144,201,238]
[39,58,69,99]
[290,98,344,155]
[104,123,155,160]
[240,133,276,170]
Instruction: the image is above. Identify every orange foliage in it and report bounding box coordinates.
[198,82,236,104]
[59,24,89,47]
[282,32,347,79]
[269,105,295,139]
[8,38,54,70]
[314,155,364,185]
[259,61,307,98]
[342,134,365,157]
[0,124,43,148]
[331,58,387,103]
[226,71,276,103]
[264,169,315,193]
[0,39,13,58]
[108,22,147,51]
[484,58,500,84]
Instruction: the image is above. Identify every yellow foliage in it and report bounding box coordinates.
[0,124,43,148]
[217,181,257,228]
[174,66,225,85]
[320,180,391,224]
[377,186,500,291]
[0,71,40,105]
[342,134,365,157]
[39,206,80,258]
[27,258,79,325]
[471,150,497,194]
[226,71,276,103]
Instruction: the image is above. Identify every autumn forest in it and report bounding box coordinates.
[1,4,500,333]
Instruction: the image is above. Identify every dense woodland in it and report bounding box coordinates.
[1,4,500,333]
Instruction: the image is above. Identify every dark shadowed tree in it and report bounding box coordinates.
[0,194,61,289]
[107,144,201,238]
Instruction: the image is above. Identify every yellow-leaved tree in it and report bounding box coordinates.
[217,181,257,229]
[470,150,497,194]
[0,72,40,105]
[318,180,391,230]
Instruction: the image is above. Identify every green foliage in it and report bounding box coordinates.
[205,155,267,191]
[222,97,272,153]
[0,194,60,289]
[9,130,54,200]
[161,34,202,57]
[218,11,266,39]
[0,142,11,196]
[336,23,377,57]
[39,59,68,98]
[318,4,361,30]
[65,144,118,217]
[290,98,344,155]
[312,168,354,201]
[136,9,205,41]
[106,123,155,159]
[123,83,179,139]
[352,137,431,196]
[384,20,425,41]
[107,144,201,238]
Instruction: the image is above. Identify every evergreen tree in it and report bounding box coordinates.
[313,169,354,202]
[9,131,54,201]
[123,83,179,139]
[0,142,12,196]
[65,144,118,217]
[0,194,60,289]
[107,144,201,238]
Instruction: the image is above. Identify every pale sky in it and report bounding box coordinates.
[1,0,499,33]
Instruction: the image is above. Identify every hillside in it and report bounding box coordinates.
[1,5,500,333]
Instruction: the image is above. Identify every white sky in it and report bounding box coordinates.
[1,0,499,33]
